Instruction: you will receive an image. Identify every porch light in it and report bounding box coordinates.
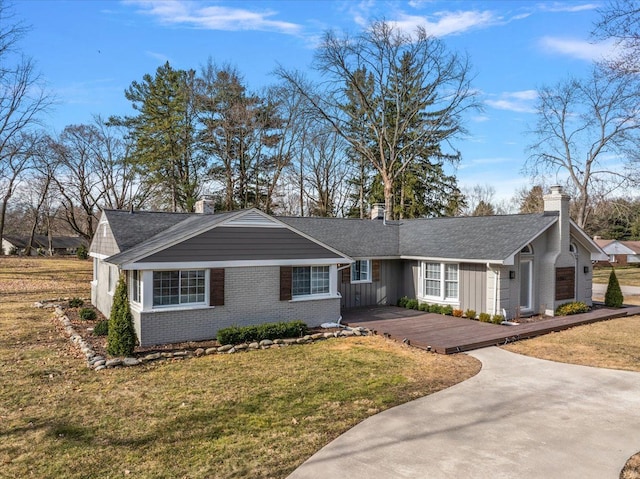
[509,270,516,279]
[584,266,589,274]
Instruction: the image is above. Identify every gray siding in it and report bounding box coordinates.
[400,260,420,299]
[143,227,343,263]
[91,259,116,318]
[133,266,340,346]
[90,220,120,257]
[459,263,487,314]
[340,260,401,308]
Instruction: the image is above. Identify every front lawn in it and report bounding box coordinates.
[0,257,480,478]
[593,265,640,286]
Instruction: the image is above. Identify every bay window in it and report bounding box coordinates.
[153,270,205,306]
[292,266,330,297]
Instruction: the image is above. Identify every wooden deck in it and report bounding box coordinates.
[343,306,640,354]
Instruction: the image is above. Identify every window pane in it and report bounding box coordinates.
[425,279,441,296]
[292,267,311,296]
[153,271,179,305]
[445,281,458,299]
[445,264,458,281]
[425,263,440,279]
[311,266,329,294]
[180,270,205,304]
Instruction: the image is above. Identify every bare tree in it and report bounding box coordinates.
[0,132,36,244]
[594,0,640,75]
[51,125,106,240]
[277,20,477,220]
[526,66,640,228]
[461,184,496,216]
[0,1,52,245]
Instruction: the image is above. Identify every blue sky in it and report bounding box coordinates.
[14,0,613,202]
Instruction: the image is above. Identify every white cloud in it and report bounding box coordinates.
[125,0,302,34]
[539,37,616,62]
[485,90,538,113]
[389,10,497,37]
[472,115,490,122]
[540,2,599,13]
[146,50,171,63]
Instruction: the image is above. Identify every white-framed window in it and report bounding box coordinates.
[422,262,458,301]
[152,270,205,306]
[292,266,330,297]
[130,270,141,304]
[351,260,371,283]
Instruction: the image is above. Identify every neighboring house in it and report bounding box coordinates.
[593,238,640,266]
[2,235,87,256]
[90,186,606,347]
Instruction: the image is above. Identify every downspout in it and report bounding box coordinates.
[487,263,499,316]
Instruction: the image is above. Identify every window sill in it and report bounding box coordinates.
[418,296,459,305]
[144,303,211,313]
[290,293,341,303]
[350,280,372,284]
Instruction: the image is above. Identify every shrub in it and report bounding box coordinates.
[604,269,624,308]
[217,320,308,345]
[452,309,464,317]
[79,308,97,321]
[406,299,419,310]
[398,296,409,308]
[427,304,440,314]
[76,244,89,260]
[418,303,429,312]
[492,314,505,324]
[555,301,590,316]
[464,309,477,320]
[478,312,491,323]
[69,297,84,308]
[107,275,138,357]
[441,305,454,316]
[93,320,109,336]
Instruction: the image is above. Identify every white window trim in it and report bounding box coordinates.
[519,258,534,312]
[419,262,459,303]
[351,259,372,284]
[289,264,339,301]
[130,270,142,305]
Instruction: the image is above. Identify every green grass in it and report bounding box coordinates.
[0,257,480,478]
[593,265,640,287]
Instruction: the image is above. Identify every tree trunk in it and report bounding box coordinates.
[383,174,393,221]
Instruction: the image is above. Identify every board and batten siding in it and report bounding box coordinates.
[339,260,401,308]
[142,226,343,262]
[459,263,487,314]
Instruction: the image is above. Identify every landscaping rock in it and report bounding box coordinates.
[259,339,273,347]
[105,358,122,368]
[205,348,218,355]
[93,359,106,367]
[173,351,188,357]
[283,338,297,345]
[194,348,205,357]
[217,344,234,352]
[311,333,324,340]
[94,365,106,372]
[144,352,162,361]
[161,352,174,358]
[323,332,335,339]
[235,343,248,351]
[123,357,140,367]
[248,342,259,349]
[226,347,236,354]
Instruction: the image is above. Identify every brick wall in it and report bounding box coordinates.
[136,266,341,346]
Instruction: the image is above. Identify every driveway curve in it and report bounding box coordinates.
[288,347,640,479]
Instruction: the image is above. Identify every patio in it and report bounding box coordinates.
[342,305,640,354]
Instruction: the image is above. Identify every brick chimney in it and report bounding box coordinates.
[370,203,385,220]
[195,196,215,214]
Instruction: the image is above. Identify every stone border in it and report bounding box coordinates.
[37,300,372,372]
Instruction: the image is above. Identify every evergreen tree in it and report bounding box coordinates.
[113,62,204,212]
[107,274,137,357]
[604,268,624,308]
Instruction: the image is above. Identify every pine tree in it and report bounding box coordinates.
[604,268,624,308]
[107,274,138,356]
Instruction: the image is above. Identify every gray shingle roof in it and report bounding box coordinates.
[106,210,239,265]
[278,217,399,258]
[102,208,560,266]
[104,210,191,251]
[400,213,558,261]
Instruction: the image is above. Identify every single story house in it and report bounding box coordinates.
[2,235,87,256]
[90,186,606,347]
[593,238,640,266]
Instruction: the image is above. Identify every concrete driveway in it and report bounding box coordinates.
[288,347,640,479]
